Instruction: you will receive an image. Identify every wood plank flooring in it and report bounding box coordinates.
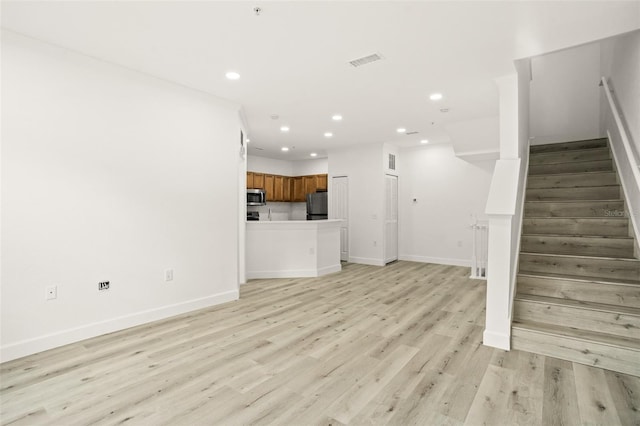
[1,261,639,425]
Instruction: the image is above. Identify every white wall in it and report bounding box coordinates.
[399,144,495,266]
[605,31,640,154]
[292,158,328,176]
[1,31,242,361]
[247,156,294,176]
[446,116,500,159]
[328,143,384,265]
[530,42,602,144]
[247,155,328,177]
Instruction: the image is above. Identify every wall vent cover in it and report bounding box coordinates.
[388,154,396,170]
[349,53,383,67]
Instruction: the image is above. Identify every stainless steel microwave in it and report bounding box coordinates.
[247,189,266,206]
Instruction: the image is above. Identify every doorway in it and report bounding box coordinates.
[384,174,398,264]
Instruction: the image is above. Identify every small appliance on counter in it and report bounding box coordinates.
[306,192,328,220]
[247,189,266,206]
[247,211,260,221]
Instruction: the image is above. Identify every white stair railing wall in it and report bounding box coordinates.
[601,76,640,245]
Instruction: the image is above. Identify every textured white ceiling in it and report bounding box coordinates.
[2,1,638,160]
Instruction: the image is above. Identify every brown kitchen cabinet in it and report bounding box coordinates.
[252,173,265,189]
[264,174,275,201]
[293,177,305,202]
[303,175,317,196]
[283,177,292,201]
[246,172,328,201]
[274,175,284,201]
[316,174,328,191]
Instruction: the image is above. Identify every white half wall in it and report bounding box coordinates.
[1,31,242,361]
[530,42,602,144]
[398,144,495,267]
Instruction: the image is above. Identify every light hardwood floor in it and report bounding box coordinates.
[1,262,639,425]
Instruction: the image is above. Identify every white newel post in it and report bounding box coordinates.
[483,214,513,350]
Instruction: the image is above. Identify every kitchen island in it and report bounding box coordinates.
[246,219,342,279]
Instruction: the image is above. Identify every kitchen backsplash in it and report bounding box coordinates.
[248,202,306,221]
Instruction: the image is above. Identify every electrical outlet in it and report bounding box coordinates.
[165,269,174,282]
[46,285,57,300]
[98,281,110,291]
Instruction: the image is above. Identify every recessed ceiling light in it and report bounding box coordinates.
[225,71,240,80]
[281,147,289,152]
[396,128,406,133]
[280,126,290,132]
[324,132,333,138]
[430,93,443,101]
[310,153,318,157]
[420,139,429,144]
[332,114,342,121]
[246,138,250,143]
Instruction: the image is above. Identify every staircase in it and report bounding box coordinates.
[511,138,640,377]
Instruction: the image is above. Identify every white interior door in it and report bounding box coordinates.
[384,174,398,264]
[331,176,349,262]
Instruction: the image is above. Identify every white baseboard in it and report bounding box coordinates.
[348,257,385,266]
[0,289,239,363]
[246,263,341,279]
[398,255,471,267]
[483,329,511,350]
[317,264,342,276]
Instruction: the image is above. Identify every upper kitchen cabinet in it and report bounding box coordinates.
[316,174,327,191]
[253,173,265,189]
[246,172,328,202]
[303,175,317,195]
[264,174,275,201]
[293,177,305,202]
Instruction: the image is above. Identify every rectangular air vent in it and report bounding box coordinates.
[388,154,396,171]
[349,53,383,67]
[405,131,419,135]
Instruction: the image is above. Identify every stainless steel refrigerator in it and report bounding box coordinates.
[306,192,328,220]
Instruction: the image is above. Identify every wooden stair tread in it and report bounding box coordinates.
[512,320,640,351]
[530,146,609,155]
[521,234,634,240]
[520,251,640,262]
[515,294,640,317]
[518,271,640,286]
[525,200,624,204]
[529,138,608,153]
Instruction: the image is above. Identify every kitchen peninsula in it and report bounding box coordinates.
[246,219,342,279]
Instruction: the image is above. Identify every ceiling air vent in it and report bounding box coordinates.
[349,53,383,67]
[405,131,419,135]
